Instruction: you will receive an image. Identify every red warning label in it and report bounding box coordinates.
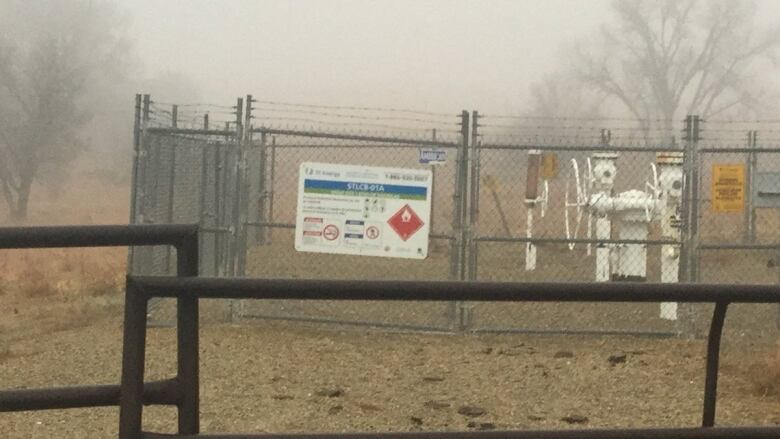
[387,204,424,241]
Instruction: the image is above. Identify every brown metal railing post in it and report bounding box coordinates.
[176,232,200,435]
[702,301,728,427]
[118,280,150,439]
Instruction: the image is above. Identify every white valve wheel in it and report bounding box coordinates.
[564,158,587,250]
[644,163,661,221]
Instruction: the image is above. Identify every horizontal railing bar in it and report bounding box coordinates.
[698,243,780,250]
[252,127,458,147]
[248,143,460,150]
[474,236,679,245]
[699,147,780,153]
[240,313,452,333]
[129,276,780,303]
[146,127,235,137]
[243,222,456,241]
[0,224,198,249]
[477,143,680,152]
[244,222,294,229]
[470,327,677,338]
[0,379,179,412]
[199,227,232,234]
[141,425,780,439]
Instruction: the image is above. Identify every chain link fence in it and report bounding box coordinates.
[128,94,780,340]
[237,127,464,331]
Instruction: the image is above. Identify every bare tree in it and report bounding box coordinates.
[522,71,611,144]
[572,0,779,139]
[0,0,130,221]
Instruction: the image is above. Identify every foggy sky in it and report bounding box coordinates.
[124,0,779,115]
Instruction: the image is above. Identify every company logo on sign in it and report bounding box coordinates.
[387,204,424,241]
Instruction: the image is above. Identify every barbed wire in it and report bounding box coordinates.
[706,118,780,124]
[480,114,674,123]
[253,99,457,118]
[478,123,677,133]
[253,106,457,126]
[150,100,236,110]
[256,116,460,134]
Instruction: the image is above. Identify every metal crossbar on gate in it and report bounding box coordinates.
[120,274,780,438]
[2,225,780,437]
[0,224,200,436]
[140,428,780,439]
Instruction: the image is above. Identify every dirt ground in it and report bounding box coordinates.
[2,168,780,438]
[1,291,780,439]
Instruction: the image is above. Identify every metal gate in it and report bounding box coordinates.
[235,122,469,331]
[129,95,472,330]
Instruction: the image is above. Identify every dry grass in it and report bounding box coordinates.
[0,248,125,299]
[749,344,780,397]
[0,172,129,368]
[0,168,129,300]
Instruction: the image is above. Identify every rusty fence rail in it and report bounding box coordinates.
[140,427,780,439]
[2,224,780,438]
[121,276,780,438]
[0,224,200,436]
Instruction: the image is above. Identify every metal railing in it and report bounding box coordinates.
[140,427,780,439]
[3,225,780,438]
[0,224,200,436]
[120,275,780,438]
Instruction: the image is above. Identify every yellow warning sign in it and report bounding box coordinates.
[712,164,745,213]
[541,153,558,179]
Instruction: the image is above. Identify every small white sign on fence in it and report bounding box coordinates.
[295,162,432,259]
[419,148,446,165]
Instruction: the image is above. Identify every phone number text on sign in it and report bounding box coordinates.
[295,162,432,259]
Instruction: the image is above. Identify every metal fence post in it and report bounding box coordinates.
[225,98,243,321]
[118,282,149,439]
[450,111,469,282]
[257,131,268,245]
[679,115,701,337]
[176,232,200,435]
[468,110,480,282]
[236,94,253,276]
[690,115,702,284]
[451,111,470,330]
[268,135,276,244]
[165,138,177,274]
[128,94,143,272]
[744,130,757,244]
[137,95,151,227]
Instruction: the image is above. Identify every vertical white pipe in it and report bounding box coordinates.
[525,208,536,271]
[595,215,611,282]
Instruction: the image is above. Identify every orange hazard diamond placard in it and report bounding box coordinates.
[387,204,424,241]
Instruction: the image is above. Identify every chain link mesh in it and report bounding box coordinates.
[127,97,780,341]
[239,128,462,330]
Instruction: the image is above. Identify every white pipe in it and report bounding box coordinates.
[595,215,610,282]
[589,191,661,216]
[525,207,536,271]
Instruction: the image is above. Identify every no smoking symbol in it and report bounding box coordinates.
[323,224,340,241]
[366,226,380,239]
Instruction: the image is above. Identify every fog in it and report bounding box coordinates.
[124,0,621,113]
[2,0,780,221]
[124,0,779,114]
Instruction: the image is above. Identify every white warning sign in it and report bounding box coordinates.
[295,162,432,259]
